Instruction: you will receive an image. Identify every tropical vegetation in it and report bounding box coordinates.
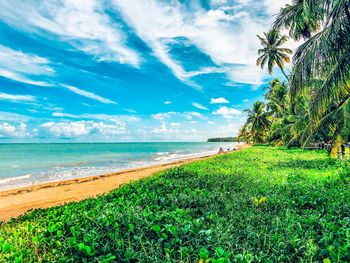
[1,146,350,262]
[239,0,350,157]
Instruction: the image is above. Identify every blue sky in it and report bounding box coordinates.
[0,0,290,142]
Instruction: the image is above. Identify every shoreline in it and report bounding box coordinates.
[0,144,250,221]
[0,142,239,191]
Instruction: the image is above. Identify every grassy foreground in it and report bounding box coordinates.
[1,147,350,262]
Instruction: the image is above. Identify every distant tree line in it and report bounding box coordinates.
[207,137,238,142]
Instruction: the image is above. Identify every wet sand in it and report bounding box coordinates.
[0,144,250,221]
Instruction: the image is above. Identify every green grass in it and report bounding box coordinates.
[1,146,350,262]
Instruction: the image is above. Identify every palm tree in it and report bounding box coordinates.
[264,79,289,118]
[273,0,322,40]
[262,79,291,145]
[237,123,251,143]
[256,28,292,79]
[273,0,350,157]
[244,101,271,143]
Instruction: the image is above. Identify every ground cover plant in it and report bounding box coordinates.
[1,146,350,262]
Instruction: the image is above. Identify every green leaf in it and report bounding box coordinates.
[32,236,39,244]
[99,254,116,263]
[205,229,212,236]
[152,224,161,233]
[236,254,243,260]
[199,248,209,260]
[323,259,331,263]
[215,247,225,258]
[83,234,91,243]
[15,256,23,263]
[49,224,57,233]
[167,225,177,235]
[85,246,94,256]
[77,243,85,252]
[69,237,77,246]
[128,223,135,232]
[2,242,11,253]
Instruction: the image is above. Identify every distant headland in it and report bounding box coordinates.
[207,137,238,142]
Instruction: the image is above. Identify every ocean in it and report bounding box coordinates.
[0,142,238,191]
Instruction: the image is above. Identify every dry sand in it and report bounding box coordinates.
[0,144,250,221]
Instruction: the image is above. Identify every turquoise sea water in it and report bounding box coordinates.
[0,142,238,190]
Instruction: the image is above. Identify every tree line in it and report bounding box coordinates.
[238,0,350,157]
[207,137,238,142]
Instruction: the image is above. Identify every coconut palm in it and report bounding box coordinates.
[273,0,350,156]
[273,0,322,40]
[264,79,289,118]
[256,28,292,79]
[237,123,252,143]
[244,101,271,143]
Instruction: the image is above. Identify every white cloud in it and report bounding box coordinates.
[210,97,229,104]
[226,64,267,86]
[112,0,278,86]
[0,1,292,87]
[184,111,207,120]
[52,112,140,123]
[152,112,176,120]
[0,122,15,135]
[61,84,117,105]
[152,111,207,122]
[0,111,31,122]
[0,1,140,66]
[185,67,225,77]
[0,45,53,86]
[147,122,197,137]
[164,101,172,105]
[0,69,52,87]
[84,114,139,123]
[0,45,53,75]
[38,121,89,137]
[0,122,28,137]
[37,120,126,138]
[212,106,242,119]
[52,112,78,119]
[0,93,36,102]
[210,0,230,6]
[263,0,290,15]
[192,102,208,110]
[170,122,181,127]
[211,121,246,137]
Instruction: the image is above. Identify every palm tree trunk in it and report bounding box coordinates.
[279,66,289,80]
[329,134,342,158]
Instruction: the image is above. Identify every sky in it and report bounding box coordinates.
[0,0,291,142]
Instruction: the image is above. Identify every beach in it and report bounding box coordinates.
[0,142,238,191]
[0,144,249,221]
